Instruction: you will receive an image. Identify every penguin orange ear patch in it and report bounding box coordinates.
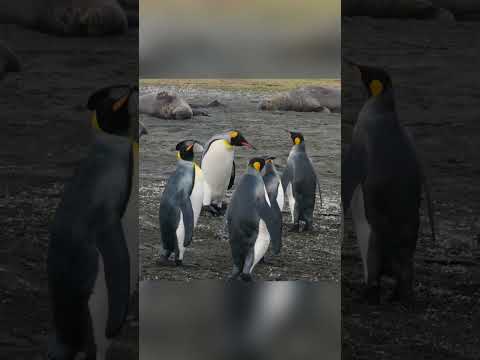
[294,137,301,145]
[186,144,193,151]
[369,80,384,96]
[253,161,261,171]
[112,94,129,112]
[229,131,239,138]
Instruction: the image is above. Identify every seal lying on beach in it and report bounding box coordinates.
[258,85,341,113]
[0,42,20,80]
[342,0,480,21]
[0,0,136,36]
[139,91,210,120]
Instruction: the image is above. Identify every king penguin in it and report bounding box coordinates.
[342,60,436,304]
[201,130,254,216]
[226,158,282,281]
[261,156,284,254]
[47,84,140,360]
[158,140,203,265]
[281,130,321,232]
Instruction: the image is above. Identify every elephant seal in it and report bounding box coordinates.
[343,0,455,21]
[1,0,131,36]
[0,42,20,79]
[139,91,210,120]
[258,85,341,113]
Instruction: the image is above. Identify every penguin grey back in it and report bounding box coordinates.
[159,160,195,253]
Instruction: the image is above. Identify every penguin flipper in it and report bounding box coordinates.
[309,158,323,208]
[228,161,236,190]
[281,161,293,193]
[181,199,194,247]
[341,142,366,213]
[97,221,130,338]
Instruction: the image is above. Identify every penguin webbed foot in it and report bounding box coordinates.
[363,285,380,305]
[156,253,171,266]
[288,223,300,232]
[240,273,253,282]
[206,204,225,217]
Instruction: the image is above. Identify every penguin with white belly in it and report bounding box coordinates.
[282,130,321,232]
[201,130,254,216]
[342,60,436,305]
[158,140,204,265]
[48,84,140,360]
[261,156,284,255]
[226,158,282,281]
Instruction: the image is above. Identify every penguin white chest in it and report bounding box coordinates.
[276,181,285,211]
[251,187,272,270]
[351,185,371,283]
[190,164,204,227]
[286,182,295,222]
[88,252,110,359]
[202,141,234,203]
[252,219,271,271]
[176,211,186,260]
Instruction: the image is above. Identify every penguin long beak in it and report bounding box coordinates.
[241,141,255,150]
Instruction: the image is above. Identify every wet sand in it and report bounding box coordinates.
[342,18,480,359]
[140,80,341,281]
[0,26,138,359]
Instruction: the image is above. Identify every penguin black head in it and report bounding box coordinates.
[228,130,255,149]
[248,157,266,172]
[87,84,139,141]
[285,130,304,145]
[344,58,392,98]
[265,156,276,164]
[175,139,202,162]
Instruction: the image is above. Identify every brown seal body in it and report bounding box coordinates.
[258,85,341,113]
[343,0,480,21]
[0,0,131,36]
[139,91,194,120]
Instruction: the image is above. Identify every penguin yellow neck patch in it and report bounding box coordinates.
[223,140,233,150]
[294,137,301,145]
[176,151,181,160]
[253,161,261,171]
[91,112,100,130]
[369,80,384,96]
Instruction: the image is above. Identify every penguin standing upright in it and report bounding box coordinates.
[282,130,321,232]
[342,60,436,304]
[159,140,203,265]
[226,158,281,281]
[48,84,140,360]
[201,130,254,215]
[261,156,284,254]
